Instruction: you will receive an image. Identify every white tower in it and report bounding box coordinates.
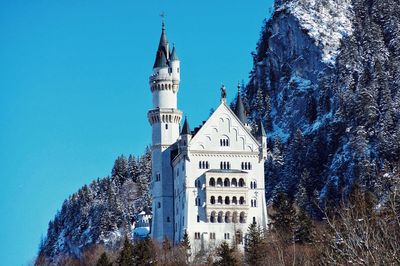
[148,20,182,241]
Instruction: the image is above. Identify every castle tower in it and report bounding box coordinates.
[148,20,182,241]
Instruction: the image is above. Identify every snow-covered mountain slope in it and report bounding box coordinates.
[280,0,354,64]
[244,0,400,211]
[37,151,152,263]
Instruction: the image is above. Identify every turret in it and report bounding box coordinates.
[234,83,251,131]
[180,116,192,146]
[148,19,182,242]
[257,120,267,161]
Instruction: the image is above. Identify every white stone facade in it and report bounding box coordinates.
[148,23,268,252]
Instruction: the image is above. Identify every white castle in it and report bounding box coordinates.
[148,21,268,253]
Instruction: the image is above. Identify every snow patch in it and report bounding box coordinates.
[282,0,354,65]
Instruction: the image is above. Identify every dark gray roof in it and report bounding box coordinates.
[153,22,169,68]
[234,92,247,124]
[170,45,179,61]
[181,116,191,135]
[257,120,267,137]
[205,169,248,174]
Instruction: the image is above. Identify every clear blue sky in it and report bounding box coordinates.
[0,1,274,264]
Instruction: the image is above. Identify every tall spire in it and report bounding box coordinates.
[181,116,191,135]
[257,120,267,137]
[234,82,248,124]
[153,15,170,68]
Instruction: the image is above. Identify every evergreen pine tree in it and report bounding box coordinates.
[117,237,134,266]
[245,223,264,266]
[96,252,112,266]
[180,230,191,263]
[132,237,156,266]
[213,242,240,266]
[271,192,296,239]
[294,208,313,243]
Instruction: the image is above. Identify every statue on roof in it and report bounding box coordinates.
[221,85,227,100]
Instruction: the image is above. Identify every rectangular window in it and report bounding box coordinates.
[224,233,230,240]
[194,232,201,239]
[197,215,200,223]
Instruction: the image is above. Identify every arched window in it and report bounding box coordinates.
[240,212,246,223]
[206,162,209,169]
[167,216,170,222]
[253,217,256,224]
[241,162,244,170]
[254,181,257,189]
[239,197,245,205]
[225,212,231,223]
[218,211,223,223]
[253,199,257,207]
[250,182,253,189]
[232,196,237,205]
[223,162,226,169]
[210,196,215,204]
[232,178,237,187]
[210,211,216,223]
[209,178,215,187]
[224,178,230,187]
[217,196,223,204]
[251,199,254,207]
[220,162,223,169]
[225,196,230,205]
[232,212,238,223]
[239,178,245,187]
[199,161,201,168]
[158,202,161,208]
[220,137,230,147]
[217,178,223,187]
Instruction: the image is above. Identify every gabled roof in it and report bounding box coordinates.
[190,100,260,148]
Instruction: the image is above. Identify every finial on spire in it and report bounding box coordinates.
[160,12,166,30]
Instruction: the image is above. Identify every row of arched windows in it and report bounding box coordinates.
[150,82,173,91]
[209,196,246,205]
[199,161,209,169]
[148,113,181,124]
[209,177,246,188]
[210,211,246,223]
[220,161,231,170]
[241,162,252,170]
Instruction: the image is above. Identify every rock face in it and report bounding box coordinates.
[244,0,400,211]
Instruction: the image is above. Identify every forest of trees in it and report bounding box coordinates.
[36,148,152,264]
[241,0,400,216]
[35,171,400,265]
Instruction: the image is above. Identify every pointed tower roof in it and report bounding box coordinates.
[153,20,170,68]
[257,120,267,137]
[234,83,248,124]
[181,116,191,135]
[170,45,179,61]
